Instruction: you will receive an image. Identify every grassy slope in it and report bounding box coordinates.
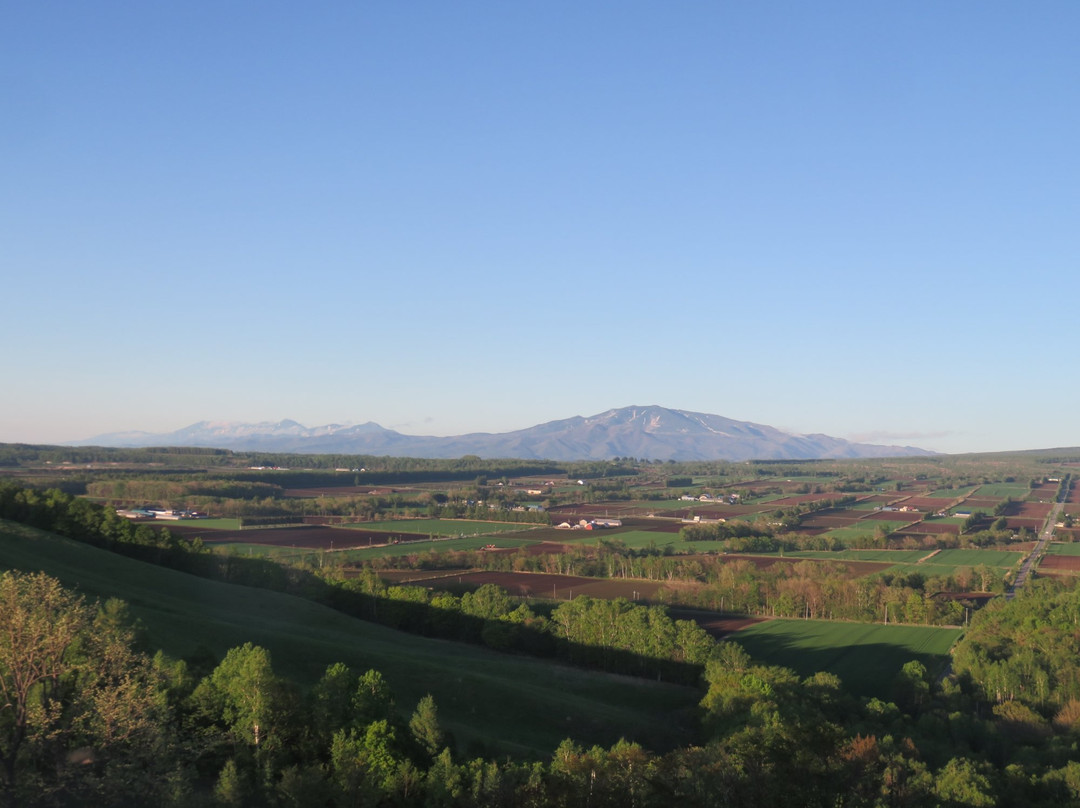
[0,520,698,758]
[732,619,961,698]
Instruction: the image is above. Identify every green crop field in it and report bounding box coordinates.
[929,487,979,498]
[973,484,1031,499]
[731,619,962,698]
[786,549,930,563]
[822,521,913,543]
[782,548,1022,578]
[578,529,682,549]
[0,520,697,757]
[179,517,241,530]
[928,549,1024,569]
[1046,542,1080,556]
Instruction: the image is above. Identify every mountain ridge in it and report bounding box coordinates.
[69,406,935,461]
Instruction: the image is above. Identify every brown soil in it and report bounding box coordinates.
[1039,555,1080,572]
[902,497,957,509]
[863,511,921,522]
[666,609,765,639]
[1017,502,1053,518]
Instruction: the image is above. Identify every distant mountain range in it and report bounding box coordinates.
[70,406,935,462]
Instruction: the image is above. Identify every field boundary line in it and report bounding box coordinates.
[916,549,941,564]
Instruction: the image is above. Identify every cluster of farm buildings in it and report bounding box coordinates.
[555,518,623,530]
[116,508,207,521]
[679,493,741,503]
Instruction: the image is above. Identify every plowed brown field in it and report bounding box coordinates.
[1040,555,1080,572]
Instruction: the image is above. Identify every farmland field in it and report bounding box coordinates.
[1004,517,1044,531]
[168,524,385,549]
[929,549,1026,569]
[784,547,1023,575]
[895,521,961,535]
[1038,555,1080,573]
[929,487,978,498]
[973,483,1032,499]
[801,516,864,529]
[820,521,913,543]
[1017,502,1053,518]
[1046,542,1080,556]
[344,518,542,537]
[574,529,682,548]
[863,512,922,522]
[786,549,931,564]
[898,497,952,510]
[731,619,962,698]
[175,517,241,530]
[334,535,540,559]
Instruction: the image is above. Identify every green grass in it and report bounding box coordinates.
[344,519,539,537]
[731,619,961,698]
[579,530,682,549]
[782,548,1023,575]
[821,521,912,542]
[928,487,979,498]
[1046,542,1080,556]
[785,549,929,563]
[928,549,1024,569]
[973,484,1031,499]
[181,517,241,530]
[0,520,697,757]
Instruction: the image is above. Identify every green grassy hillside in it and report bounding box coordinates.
[0,520,698,758]
[733,619,962,697]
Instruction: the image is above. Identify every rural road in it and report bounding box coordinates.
[939,482,1069,687]
[1007,485,1068,599]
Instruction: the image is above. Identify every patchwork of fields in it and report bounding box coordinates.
[9,452,1074,734]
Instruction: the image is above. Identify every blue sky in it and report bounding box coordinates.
[2,2,1078,454]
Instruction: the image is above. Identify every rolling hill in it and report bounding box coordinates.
[0,519,697,757]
